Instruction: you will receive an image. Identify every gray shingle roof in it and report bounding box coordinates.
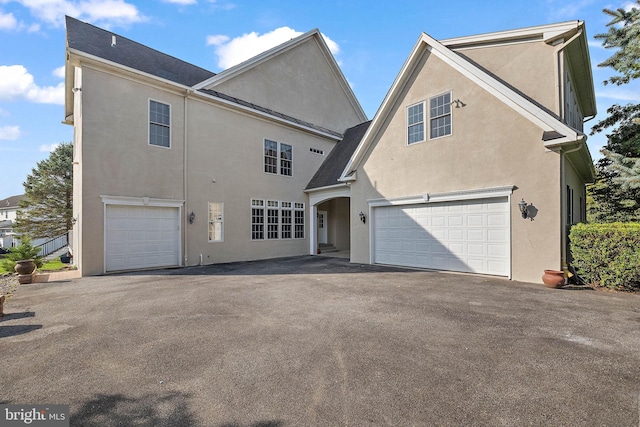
[66,16,216,87]
[306,121,371,190]
[199,89,344,139]
[0,194,25,209]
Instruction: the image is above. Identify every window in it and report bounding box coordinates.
[264,140,278,174]
[566,185,574,225]
[430,92,451,139]
[264,139,293,176]
[282,202,292,239]
[251,199,264,240]
[208,202,224,242]
[407,102,425,144]
[267,201,279,239]
[294,203,305,239]
[280,144,292,176]
[149,100,170,148]
[251,200,304,240]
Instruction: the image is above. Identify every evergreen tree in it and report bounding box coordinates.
[589,2,640,221]
[15,143,73,238]
[594,2,640,86]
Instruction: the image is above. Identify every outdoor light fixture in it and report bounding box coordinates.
[359,211,366,224]
[518,199,528,219]
[188,211,196,224]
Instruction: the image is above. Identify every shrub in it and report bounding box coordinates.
[570,222,640,292]
[0,236,44,272]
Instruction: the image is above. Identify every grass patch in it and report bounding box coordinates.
[41,259,67,271]
[0,259,72,274]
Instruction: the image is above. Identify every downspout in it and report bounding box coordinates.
[183,89,192,266]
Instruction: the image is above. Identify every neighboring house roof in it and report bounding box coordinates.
[306,121,371,190]
[340,22,596,182]
[0,194,25,209]
[65,16,216,87]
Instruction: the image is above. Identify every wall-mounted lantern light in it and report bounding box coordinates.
[359,211,366,224]
[518,199,528,219]
[188,211,196,224]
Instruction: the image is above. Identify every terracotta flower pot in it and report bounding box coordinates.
[542,269,565,288]
[15,259,37,284]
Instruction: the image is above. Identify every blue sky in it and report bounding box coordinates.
[1,0,639,200]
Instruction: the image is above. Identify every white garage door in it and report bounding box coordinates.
[105,205,180,272]
[373,197,510,276]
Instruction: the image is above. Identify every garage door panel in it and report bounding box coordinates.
[105,205,180,272]
[373,197,509,277]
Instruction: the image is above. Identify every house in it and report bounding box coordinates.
[64,16,367,276]
[309,20,595,284]
[65,17,596,284]
[0,194,25,249]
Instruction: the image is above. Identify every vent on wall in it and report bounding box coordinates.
[310,147,324,155]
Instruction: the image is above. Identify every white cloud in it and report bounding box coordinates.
[596,87,640,102]
[0,9,40,31]
[547,0,597,20]
[0,65,64,105]
[206,34,229,46]
[39,143,60,152]
[623,1,637,11]
[207,27,340,70]
[163,0,197,4]
[53,65,65,78]
[7,0,144,27]
[0,11,17,29]
[0,125,20,140]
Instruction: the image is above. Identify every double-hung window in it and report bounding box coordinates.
[208,202,223,242]
[294,203,305,239]
[149,100,170,148]
[407,102,425,144]
[264,139,293,176]
[267,201,279,239]
[251,200,304,240]
[429,92,451,139]
[251,199,265,240]
[281,202,292,239]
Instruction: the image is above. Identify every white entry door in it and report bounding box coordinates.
[373,197,510,276]
[105,205,180,272]
[317,211,328,244]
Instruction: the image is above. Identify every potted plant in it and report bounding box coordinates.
[1,237,43,285]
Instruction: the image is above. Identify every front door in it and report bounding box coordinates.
[317,211,328,244]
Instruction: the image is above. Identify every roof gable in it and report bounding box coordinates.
[340,26,591,182]
[194,29,367,126]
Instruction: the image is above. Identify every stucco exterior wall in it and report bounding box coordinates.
[77,66,186,275]
[350,50,562,283]
[207,38,364,132]
[453,41,558,116]
[183,97,338,265]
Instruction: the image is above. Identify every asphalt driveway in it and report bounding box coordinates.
[1,256,639,426]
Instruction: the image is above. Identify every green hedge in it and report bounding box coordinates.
[570,222,640,292]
